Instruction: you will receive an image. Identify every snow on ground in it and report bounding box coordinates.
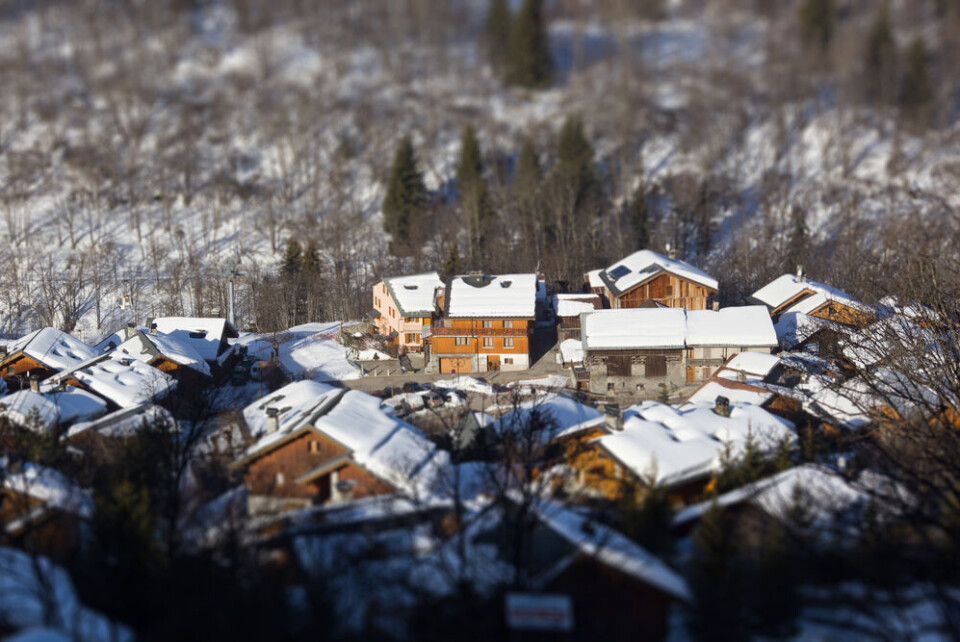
[436,376,496,396]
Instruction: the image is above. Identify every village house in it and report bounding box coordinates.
[0,462,93,561]
[150,316,240,375]
[424,273,536,374]
[567,398,795,504]
[750,268,872,327]
[555,293,603,343]
[234,380,448,515]
[0,328,99,390]
[48,353,177,410]
[63,405,176,458]
[0,385,107,435]
[586,249,718,310]
[98,323,212,385]
[371,271,444,353]
[579,306,778,396]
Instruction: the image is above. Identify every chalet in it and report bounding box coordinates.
[234,380,448,515]
[111,326,211,384]
[750,269,872,327]
[567,399,795,504]
[63,405,176,456]
[0,329,98,390]
[150,316,240,374]
[587,249,718,310]
[555,293,602,342]
[424,273,536,374]
[486,393,608,461]
[49,353,177,410]
[0,387,107,435]
[371,272,443,353]
[1,462,92,560]
[580,305,777,395]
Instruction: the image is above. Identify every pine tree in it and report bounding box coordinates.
[619,486,674,557]
[864,6,897,103]
[555,115,598,217]
[629,182,651,249]
[900,36,932,120]
[382,136,428,249]
[798,0,835,52]
[688,504,747,642]
[457,126,494,261]
[302,239,322,274]
[441,244,462,281]
[786,206,808,270]
[485,0,512,74]
[507,0,553,89]
[282,238,303,274]
[514,137,541,199]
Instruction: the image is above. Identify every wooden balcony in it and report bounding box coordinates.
[425,325,529,338]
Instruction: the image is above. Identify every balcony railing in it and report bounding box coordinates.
[425,325,529,337]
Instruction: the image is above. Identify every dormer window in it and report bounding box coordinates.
[189,330,208,339]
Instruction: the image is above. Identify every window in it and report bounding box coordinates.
[504,320,513,328]
[504,337,514,348]
[504,358,513,364]
[482,320,494,328]
[483,338,494,348]
[275,473,285,486]
[406,333,417,343]
[666,285,673,296]
[309,440,321,454]
[455,337,468,346]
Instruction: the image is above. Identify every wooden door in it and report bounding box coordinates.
[487,355,501,371]
[645,355,667,377]
[606,356,631,377]
[686,366,695,383]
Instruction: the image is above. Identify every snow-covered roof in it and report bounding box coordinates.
[581,306,776,351]
[554,293,602,318]
[806,370,938,431]
[6,328,98,371]
[114,331,212,376]
[383,272,443,317]
[597,250,718,296]
[720,351,782,378]
[151,317,238,362]
[773,311,845,348]
[558,338,584,364]
[0,546,134,641]
[445,273,537,318]
[685,380,774,406]
[0,388,107,433]
[66,404,175,440]
[673,464,873,532]
[750,273,863,314]
[489,393,606,446]
[277,328,361,381]
[685,306,777,347]
[585,269,605,289]
[56,354,177,409]
[242,382,448,496]
[595,400,794,487]
[581,308,687,350]
[2,463,93,520]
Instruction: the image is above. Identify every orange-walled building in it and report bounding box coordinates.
[424,274,537,374]
[371,272,443,353]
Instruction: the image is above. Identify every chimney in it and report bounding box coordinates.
[124,322,136,340]
[713,395,731,417]
[265,407,280,434]
[0,344,7,357]
[712,301,720,311]
[666,243,676,260]
[737,371,747,383]
[29,373,40,393]
[796,265,805,283]
[149,323,158,336]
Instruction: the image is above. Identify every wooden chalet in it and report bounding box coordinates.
[424,273,536,374]
[750,269,872,327]
[555,293,602,342]
[371,272,443,353]
[111,325,212,386]
[234,381,446,515]
[0,328,98,390]
[586,249,718,310]
[150,316,240,377]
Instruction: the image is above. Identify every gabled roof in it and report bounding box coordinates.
[114,331,211,377]
[750,273,865,315]
[581,306,777,351]
[51,354,177,409]
[445,274,537,318]
[65,404,175,440]
[594,400,794,487]
[151,317,239,362]
[382,272,443,317]
[554,293,602,318]
[1,462,93,520]
[1,387,107,433]
[597,250,718,297]
[5,328,98,371]
[488,393,606,446]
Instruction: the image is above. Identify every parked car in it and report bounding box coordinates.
[230,358,255,385]
[422,391,445,409]
[402,382,425,393]
[370,387,392,400]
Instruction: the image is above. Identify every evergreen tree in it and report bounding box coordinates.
[900,36,932,120]
[864,6,897,103]
[554,115,598,217]
[302,239,322,274]
[619,486,674,557]
[507,0,552,89]
[456,126,494,261]
[629,182,651,249]
[688,504,747,642]
[382,136,428,249]
[485,0,512,74]
[514,137,542,199]
[786,206,808,270]
[798,0,835,52]
[282,238,303,274]
[441,244,462,281]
